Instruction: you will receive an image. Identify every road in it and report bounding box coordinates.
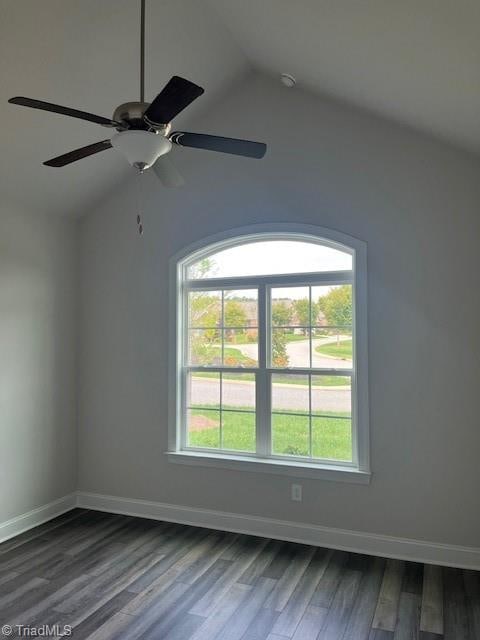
[190,377,350,414]
[235,335,352,369]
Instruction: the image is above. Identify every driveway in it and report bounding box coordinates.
[235,335,352,369]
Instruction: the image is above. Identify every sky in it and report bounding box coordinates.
[188,241,352,299]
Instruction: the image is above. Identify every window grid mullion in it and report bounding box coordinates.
[181,282,189,449]
[185,270,353,290]
[308,286,312,459]
[180,367,187,449]
[256,283,269,457]
[308,374,312,459]
[221,290,225,366]
[350,278,359,468]
[219,371,223,449]
[309,285,312,370]
[220,291,225,450]
[265,285,272,456]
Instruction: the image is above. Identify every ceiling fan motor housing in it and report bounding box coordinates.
[113,101,148,129]
[112,101,171,132]
[111,130,172,169]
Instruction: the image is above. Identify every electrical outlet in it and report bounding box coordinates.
[291,483,302,502]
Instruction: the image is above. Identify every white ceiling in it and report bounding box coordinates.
[207,0,480,154]
[1,0,479,217]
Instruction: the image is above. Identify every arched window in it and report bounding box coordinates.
[168,224,370,482]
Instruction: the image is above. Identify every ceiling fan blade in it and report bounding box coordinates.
[152,156,185,187]
[170,132,266,159]
[143,76,204,125]
[9,97,121,127]
[43,140,112,167]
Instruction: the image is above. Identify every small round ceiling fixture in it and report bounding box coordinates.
[280,73,296,88]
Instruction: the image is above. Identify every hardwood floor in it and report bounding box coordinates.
[0,509,478,639]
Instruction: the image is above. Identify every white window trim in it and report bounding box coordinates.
[167,223,370,484]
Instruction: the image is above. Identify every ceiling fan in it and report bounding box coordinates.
[8,0,266,188]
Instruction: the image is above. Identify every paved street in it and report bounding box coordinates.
[236,335,352,369]
[190,377,351,413]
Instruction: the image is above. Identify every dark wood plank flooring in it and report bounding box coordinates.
[0,509,478,639]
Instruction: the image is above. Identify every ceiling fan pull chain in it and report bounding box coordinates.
[135,168,144,235]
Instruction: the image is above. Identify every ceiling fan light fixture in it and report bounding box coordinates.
[110,130,172,168]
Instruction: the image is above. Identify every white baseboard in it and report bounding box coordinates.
[0,493,77,544]
[76,491,480,570]
[2,491,478,570]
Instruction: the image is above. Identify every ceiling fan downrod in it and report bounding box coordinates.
[140,0,145,104]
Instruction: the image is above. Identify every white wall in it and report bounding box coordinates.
[78,72,480,548]
[0,205,77,522]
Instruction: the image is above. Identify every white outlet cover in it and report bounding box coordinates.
[291,483,302,501]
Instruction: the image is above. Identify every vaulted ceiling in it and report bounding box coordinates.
[1,0,479,217]
[207,0,480,154]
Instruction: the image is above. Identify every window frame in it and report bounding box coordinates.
[168,224,370,484]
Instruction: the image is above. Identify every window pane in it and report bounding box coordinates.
[222,411,255,452]
[311,374,351,388]
[312,331,352,369]
[188,372,220,409]
[187,409,220,449]
[271,329,310,368]
[188,330,222,366]
[312,417,352,461]
[222,373,255,410]
[272,287,309,326]
[188,291,221,328]
[272,374,309,414]
[311,376,351,416]
[312,284,352,328]
[272,414,309,457]
[223,290,257,327]
[187,241,352,279]
[224,329,258,367]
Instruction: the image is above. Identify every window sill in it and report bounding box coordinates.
[166,451,371,484]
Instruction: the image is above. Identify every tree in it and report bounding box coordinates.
[272,330,289,367]
[188,257,218,279]
[224,300,247,343]
[272,301,292,326]
[189,293,220,332]
[271,302,292,365]
[312,300,321,325]
[318,285,352,326]
[293,298,310,327]
[224,300,247,328]
[189,293,221,364]
[317,285,352,343]
[291,298,318,335]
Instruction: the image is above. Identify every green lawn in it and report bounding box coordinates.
[228,334,258,345]
[229,333,316,344]
[272,374,350,387]
[279,332,336,341]
[195,345,256,367]
[188,407,351,461]
[283,333,309,342]
[316,339,352,359]
[222,346,255,365]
